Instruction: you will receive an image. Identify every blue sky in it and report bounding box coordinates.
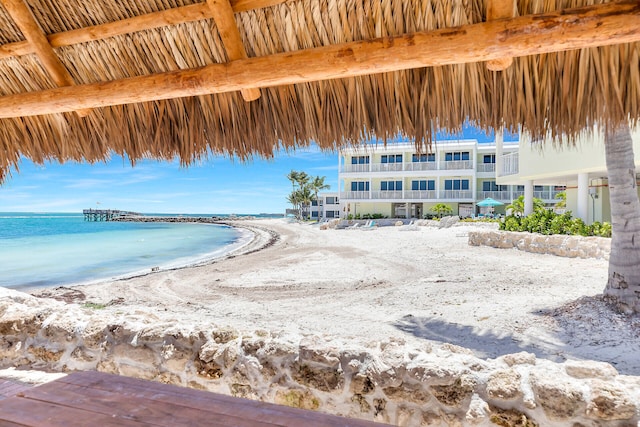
[0,126,515,214]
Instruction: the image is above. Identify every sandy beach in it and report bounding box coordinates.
[33,218,640,376]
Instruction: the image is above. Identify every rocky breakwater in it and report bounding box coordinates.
[113,215,249,224]
[0,288,638,426]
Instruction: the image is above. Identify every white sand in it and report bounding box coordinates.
[34,219,640,376]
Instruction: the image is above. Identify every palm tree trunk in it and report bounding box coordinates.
[603,124,640,314]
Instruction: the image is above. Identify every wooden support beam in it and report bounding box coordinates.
[0,0,638,119]
[0,0,91,116]
[0,0,288,60]
[207,0,260,101]
[486,0,516,71]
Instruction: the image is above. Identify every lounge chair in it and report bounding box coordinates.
[360,220,377,230]
[400,220,419,231]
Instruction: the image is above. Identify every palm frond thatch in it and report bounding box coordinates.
[0,0,638,181]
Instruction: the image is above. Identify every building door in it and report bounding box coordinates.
[411,203,423,218]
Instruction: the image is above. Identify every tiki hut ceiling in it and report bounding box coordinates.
[0,0,639,181]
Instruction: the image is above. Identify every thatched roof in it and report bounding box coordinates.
[0,0,638,181]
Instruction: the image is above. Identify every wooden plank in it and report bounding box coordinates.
[18,382,284,427]
[486,0,516,70]
[0,0,637,118]
[0,397,156,427]
[0,0,289,60]
[57,372,388,427]
[206,0,261,101]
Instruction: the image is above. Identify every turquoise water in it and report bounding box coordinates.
[0,213,250,290]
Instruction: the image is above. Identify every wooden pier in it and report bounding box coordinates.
[82,209,140,221]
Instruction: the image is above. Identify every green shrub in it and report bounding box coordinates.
[499,210,611,238]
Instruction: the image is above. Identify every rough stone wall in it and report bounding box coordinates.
[0,289,637,427]
[468,230,611,260]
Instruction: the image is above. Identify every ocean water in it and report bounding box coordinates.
[0,213,251,290]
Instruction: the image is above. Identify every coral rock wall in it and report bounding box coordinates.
[0,289,637,427]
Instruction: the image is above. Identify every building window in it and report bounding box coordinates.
[483,154,496,164]
[482,181,508,192]
[351,181,370,191]
[381,154,403,164]
[411,180,435,191]
[412,153,435,162]
[311,211,319,218]
[326,211,335,218]
[381,180,403,191]
[445,152,470,161]
[351,156,370,165]
[326,197,335,204]
[444,179,469,190]
[535,185,544,191]
[311,200,318,206]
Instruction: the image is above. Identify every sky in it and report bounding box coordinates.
[0,126,515,214]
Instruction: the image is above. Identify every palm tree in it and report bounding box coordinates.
[310,176,330,220]
[296,171,310,189]
[430,203,452,218]
[507,195,545,216]
[554,191,567,209]
[286,170,300,192]
[286,191,302,220]
[603,124,640,314]
[297,186,313,220]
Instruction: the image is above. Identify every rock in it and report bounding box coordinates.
[500,352,536,367]
[486,369,523,400]
[530,372,585,420]
[586,380,636,420]
[274,389,320,410]
[292,363,344,392]
[298,336,340,367]
[350,374,375,395]
[431,375,476,407]
[383,383,432,404]
[564,360,618,379]
[465,394,490,424]
[489,406,538,427]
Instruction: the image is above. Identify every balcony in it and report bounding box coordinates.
[501,152,519,176]
[476,191,512,201]
[404,190,437,200]
[439,190,473,199]
[371,190,403,199]
[341,164,370,173]
[371,163,403,172]
[403,162,438,171]
[443,160,473,170]
[341,191,370,199]
[477,163,496,173]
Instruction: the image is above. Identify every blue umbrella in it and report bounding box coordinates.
[477,197,504,207]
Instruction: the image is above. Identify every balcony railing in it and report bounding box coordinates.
[476,191,511,201]
[403,162,438,171]
[342,164,370,173]
[371,190,403,199]
[501,152,519,176]
[439,190,473,199]
[443,160,473,170]
[341,191,370,199]
[404,190,437,200]
[371,163,403,172]
[476,163,496,173]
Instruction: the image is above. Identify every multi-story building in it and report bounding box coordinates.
[336,139,564,219]
[496,128,640,224]
[309,192,341,220]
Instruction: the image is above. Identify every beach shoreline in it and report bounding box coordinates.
[30,218,640,375]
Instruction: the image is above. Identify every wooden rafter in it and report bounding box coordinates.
[486,0,516,71]
[0,0,637,119]
[0,0,288,60]
[206,0,261,101]
[0,0,91,116]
